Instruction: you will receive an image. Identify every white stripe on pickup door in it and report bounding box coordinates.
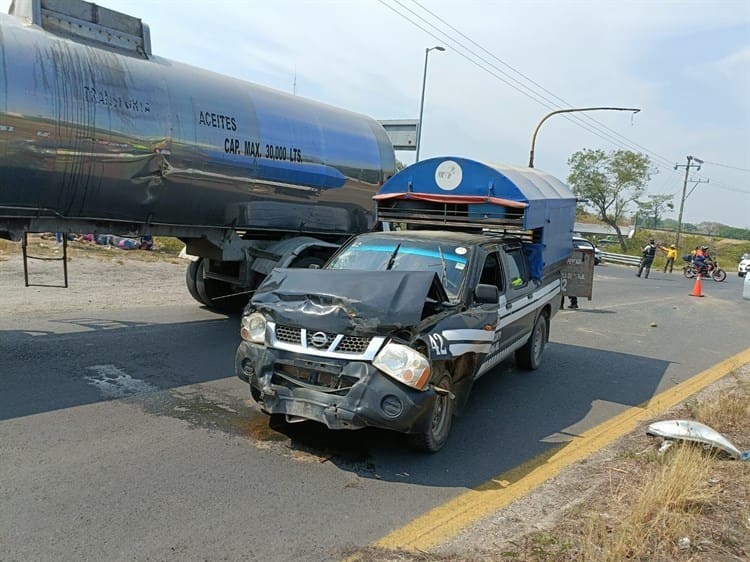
[449,343,493,355]
[442,329,496,342]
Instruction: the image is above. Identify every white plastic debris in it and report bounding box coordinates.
[657,440,674,456]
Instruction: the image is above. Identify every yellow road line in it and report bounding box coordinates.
[367,347,750,554]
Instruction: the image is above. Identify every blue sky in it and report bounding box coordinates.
[6,0,749,228]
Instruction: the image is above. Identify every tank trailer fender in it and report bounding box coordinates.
[248,237,341,277]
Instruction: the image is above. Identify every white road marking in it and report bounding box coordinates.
[85,364,157,398]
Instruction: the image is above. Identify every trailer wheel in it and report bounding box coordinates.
[409,369,454,453]
[185,259,203,304]
[195,259,249,312]
[515,313,547,370]
[291,255,326,269]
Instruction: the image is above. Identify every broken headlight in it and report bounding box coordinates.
[373,342,431,390]
[240,312,267,344]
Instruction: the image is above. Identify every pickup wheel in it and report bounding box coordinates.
[516,313,547,370]
[409,370,454,453]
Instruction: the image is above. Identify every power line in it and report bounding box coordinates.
[700,160,750,173]
[382,0,677,171]
[377,0,657,159]
[383,0,678,171]
[381,0,750,200]
[408,0,677,169]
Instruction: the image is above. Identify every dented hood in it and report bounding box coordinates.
[251,268,448,334]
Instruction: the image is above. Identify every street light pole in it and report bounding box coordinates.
[415,46,445,162]
[674,155,703,249]
[528,106,641,168]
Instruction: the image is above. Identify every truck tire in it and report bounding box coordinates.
[291,255,327,269]
[195,259,249,312]
[516,313,547,370]
[409,370,454,453]
[185,259,203,304]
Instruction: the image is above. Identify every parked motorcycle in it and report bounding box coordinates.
[683,259,727,282]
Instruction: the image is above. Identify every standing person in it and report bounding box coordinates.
[636,239,657,278]
[661,243,677,273]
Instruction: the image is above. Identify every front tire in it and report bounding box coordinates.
[712,268,727,282]
[516,313,547,370]
[683,266,696,279]
[409,370,454,453]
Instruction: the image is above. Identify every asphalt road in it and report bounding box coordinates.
[1,263,748,561]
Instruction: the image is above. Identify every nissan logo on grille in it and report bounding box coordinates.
[309,332,329,348]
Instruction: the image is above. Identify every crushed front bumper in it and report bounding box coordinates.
[235,341,437,434]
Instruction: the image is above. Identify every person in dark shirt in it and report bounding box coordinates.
[636,239,657,278]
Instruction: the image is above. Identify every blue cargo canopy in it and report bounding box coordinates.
[375,156,576,268]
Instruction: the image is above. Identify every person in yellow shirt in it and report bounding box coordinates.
[661,243,678,273]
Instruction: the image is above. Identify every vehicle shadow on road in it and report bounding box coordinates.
[318,344,669,488]
[1,318,671,492]
[0,316,239,421]
[262,342,670,488]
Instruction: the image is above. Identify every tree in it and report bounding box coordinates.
[635,194,674,228]
[567,149,654,252]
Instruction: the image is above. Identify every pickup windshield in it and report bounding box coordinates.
[326,236,468,298]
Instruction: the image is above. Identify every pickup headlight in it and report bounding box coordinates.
[373,342,431,390]
[240,312,267,344]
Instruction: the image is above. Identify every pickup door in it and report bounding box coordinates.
[497,246,535,346]
[475,247,533,350]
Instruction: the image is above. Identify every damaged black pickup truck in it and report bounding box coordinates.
[235,157,577,452]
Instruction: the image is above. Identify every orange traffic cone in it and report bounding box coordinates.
[689,275,704,297]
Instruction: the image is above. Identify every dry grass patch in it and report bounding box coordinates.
[577,444,717,561]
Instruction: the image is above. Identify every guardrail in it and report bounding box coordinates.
[601,251,641,266]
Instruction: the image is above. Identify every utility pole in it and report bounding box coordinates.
[674,155,704,249]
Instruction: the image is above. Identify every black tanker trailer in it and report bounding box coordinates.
[0,0,396,309]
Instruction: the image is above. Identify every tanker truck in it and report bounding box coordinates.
[0,0,396,309]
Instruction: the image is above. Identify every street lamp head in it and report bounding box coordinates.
[428,46,446,52]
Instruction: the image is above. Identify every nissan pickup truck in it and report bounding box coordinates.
[235,157,578,452]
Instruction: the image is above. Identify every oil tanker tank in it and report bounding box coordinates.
[0,0,396,309]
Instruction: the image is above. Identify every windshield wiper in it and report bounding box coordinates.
[386,243,401,270]
[437,246,448,289]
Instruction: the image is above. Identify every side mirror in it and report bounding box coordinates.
[474,284,499,304]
